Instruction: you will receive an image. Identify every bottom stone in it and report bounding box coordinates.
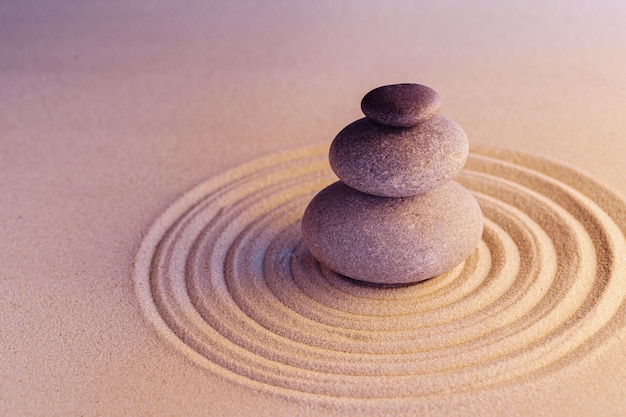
[301,181,483,284]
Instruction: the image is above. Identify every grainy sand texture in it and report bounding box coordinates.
[134,145,626,411]
[3,1,626,416]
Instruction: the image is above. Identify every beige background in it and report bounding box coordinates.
[2,1,626,415]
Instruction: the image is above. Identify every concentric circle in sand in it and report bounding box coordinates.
[134,145,626,403]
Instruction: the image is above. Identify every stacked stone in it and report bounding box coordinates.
[301,83,483,285]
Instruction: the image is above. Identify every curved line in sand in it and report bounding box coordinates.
[134,145,626,404]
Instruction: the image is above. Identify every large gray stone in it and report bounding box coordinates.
[329,115,469,197]
[301,180,483,285]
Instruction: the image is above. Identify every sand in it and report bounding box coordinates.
[3,1,626,416]
[134,144,626,411]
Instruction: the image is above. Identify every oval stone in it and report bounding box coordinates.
[301,181,483,285]
[329,115,469,197]
[361,83,441,127]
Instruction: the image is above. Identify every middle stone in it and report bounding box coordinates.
[329,115,469,197]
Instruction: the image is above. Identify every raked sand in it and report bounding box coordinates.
[134,144,626,413]
[3,1,626,416]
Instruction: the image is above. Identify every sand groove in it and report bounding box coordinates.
[134,145,626,402]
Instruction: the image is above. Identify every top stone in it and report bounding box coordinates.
[361,83,442,128]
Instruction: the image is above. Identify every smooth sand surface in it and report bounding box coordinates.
[3,1,626,416]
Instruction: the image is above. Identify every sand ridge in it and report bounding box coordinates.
[133,144,626,407]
